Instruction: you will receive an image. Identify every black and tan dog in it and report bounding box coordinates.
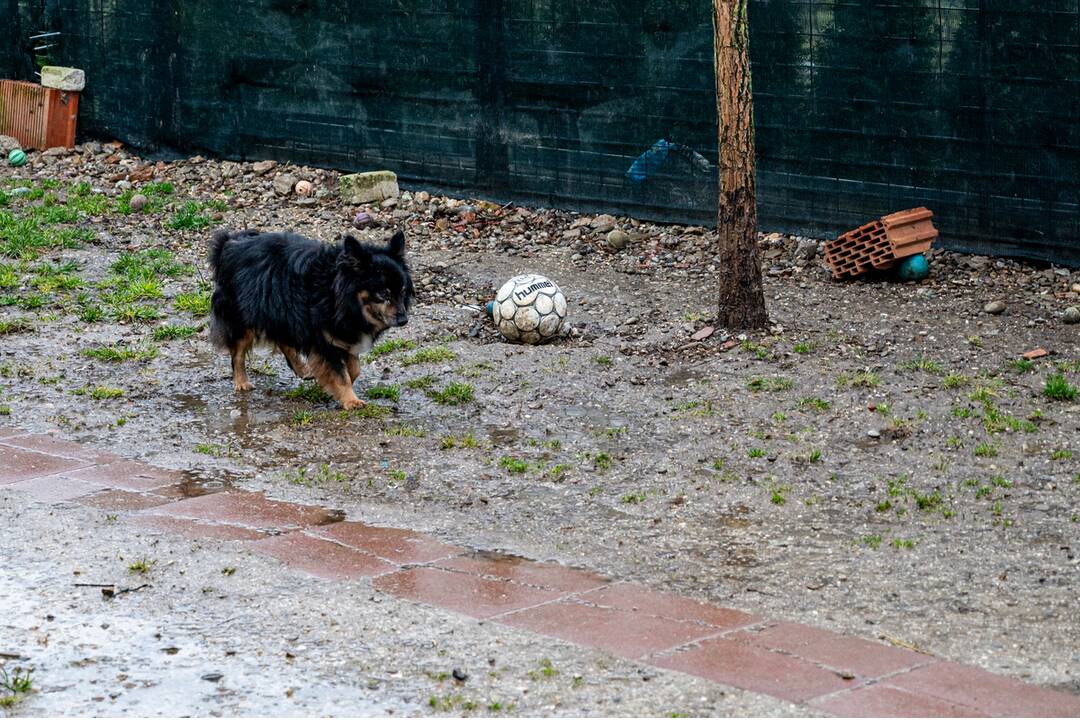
[208,228,414,409]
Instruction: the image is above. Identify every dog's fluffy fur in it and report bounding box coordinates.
[208,228,414,408]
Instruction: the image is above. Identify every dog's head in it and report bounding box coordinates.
[339,230,414,332]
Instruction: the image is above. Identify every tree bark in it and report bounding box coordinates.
[713,0,769,329]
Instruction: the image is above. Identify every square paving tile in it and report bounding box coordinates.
[133,515,268,542]
[576,582,758,629]
[0,445,93,484]
[4,474,101,503]
[63,461,183,491]
[374,566,566,619]
[248,533,399,580]
[810,684,983,717]
[79,489,176,512]
[434,554,608,593]
[311,522,463,564]
[652,636,858,704]
[142,490,342,532]
[888,661,1080,717]
[0,434,120,463]
[499,600,719,659]
[734,622,925,678]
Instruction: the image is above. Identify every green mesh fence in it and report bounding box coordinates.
[5,1,1079,266]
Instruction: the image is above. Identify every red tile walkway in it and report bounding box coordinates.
[3,429,1079,717]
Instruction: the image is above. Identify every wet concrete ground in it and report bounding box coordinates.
[2,154,1080,714]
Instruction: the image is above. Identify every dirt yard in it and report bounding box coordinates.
[2,145,1079,712]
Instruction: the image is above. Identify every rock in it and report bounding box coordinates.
[0,135,20,154]
[606,229,629,250]
[352,212,374,229]
[251,160,276,176]
[691,326,715,341]
[562,228,583,241]
[983,300,1006,315]
[273,174,297,196]
[1064,307,1080,325]
[794,238,818,263]
[1072,283,1080,294]
[115,180,132,191]
[129,194,148,212]
[43,146,71,157]
[40,65,86,91]
[452,668,468,682]
[339,171,399,205]
[867,429,881,439]
[294,180,313,196]
[220,161,241,179]
[200,673,223,683]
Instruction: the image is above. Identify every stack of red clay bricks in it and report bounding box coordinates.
[824,207,938,279]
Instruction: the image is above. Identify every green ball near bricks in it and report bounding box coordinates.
[8,149,27,167]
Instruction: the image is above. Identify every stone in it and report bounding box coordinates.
[251,160,276,176]
[129,194,148,212]
[339,171,399,205]
[983,300,1006,315]
[867,429,881,439]
[606,229,629,250]
[352,212,374,229]
[1064,307,1080,325]
[220,161,241,179]
[1072,283,1080,294]
[40,66,86,92]
[0,135,20,154]
[794,238,819,263]
[273,174,297,196]
[294,180,313,196]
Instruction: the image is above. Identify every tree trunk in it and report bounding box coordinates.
[713,0,769,329]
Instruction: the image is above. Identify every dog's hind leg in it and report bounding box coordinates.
[310,354,365,410]
[278,344,311,380]
[231,330,256,392]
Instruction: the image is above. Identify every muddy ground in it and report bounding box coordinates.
[1,146,1079,714]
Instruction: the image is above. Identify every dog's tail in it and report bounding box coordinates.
[208,229,233,278]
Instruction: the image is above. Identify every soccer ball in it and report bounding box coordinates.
[492,274,567,344]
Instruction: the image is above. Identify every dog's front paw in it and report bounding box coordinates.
[234,380,254,392]
[340,397,366,411]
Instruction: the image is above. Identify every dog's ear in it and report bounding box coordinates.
[386,230,406,261]
[343,235,371,262]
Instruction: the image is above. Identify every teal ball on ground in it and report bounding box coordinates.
[8,149,27,167]
[897,254,929,281]
[485,300,495,319]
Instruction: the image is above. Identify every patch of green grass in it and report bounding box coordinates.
[366,384,401,402]
[499,456,529,474]
[88,386,124,400]
[952,405,973,419]
[770,484,791,505]
[621,491,646,504]
[1043,373,1077,402]
[0,263,18,289]
[116,182,174,214]
[0,666,33,705]
[1051,449,1073,461]
[174,290,212,316]
[384,423,426,437]
[793,342,813,354]
[368,338,416,360]
[111,302,162,323]
[166,200,215,230]
[401,345,456,366]
[748,447,766,459]
[0,208,89,260]
[427,381,474,405]
[0,317,32,335]
[594,355,613,367]
[546,463,571,480]
[943,373,970,389]
[128,557,155,574]
[808,448,822,464]
[973,442,998,458]
[1007,358,1036,374]
[292,410,315,427]
[440,432,479,450]
[747,375,793,393]
[285,382,333,403]
[947,436,963,449]
[81,343,159,363]
[891,538,916,550]
[0,406,10,416]
[195,443,226,457]
[850,371,881,389]
[900,355,943,375]
[153,323,200,341]
[797,396,831,412]
[30,260,82,292]
[594,452,613,470]
[458,360,495,378]
[404,374,437,390]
